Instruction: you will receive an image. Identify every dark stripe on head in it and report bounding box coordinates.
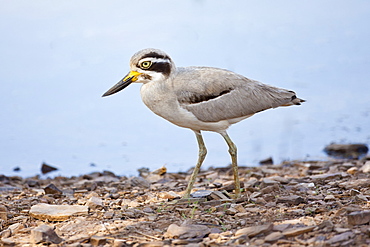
[141,52,171,61]
[149,62,171,77]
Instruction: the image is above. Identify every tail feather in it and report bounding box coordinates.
[282,94,306,106]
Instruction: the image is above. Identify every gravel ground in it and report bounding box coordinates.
[1,157,370,246]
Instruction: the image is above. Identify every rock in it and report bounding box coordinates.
[165,223,210,239]
[210,191,230,200]
[324,195,336,200]
[159,191,181,200]
[347,210,370,225]
[41,162,58,174]
[282,226,315,237]
[339,179,370,189]
[190,190,212,198]
[264,231,284,242]
[360,161,370,173]
[235,223,273,238]
[326,231,354,244]
[113,239,126,247]
[90,235,107,246]
[30,224,63,244]
[276,195,305,205]
[310,173,342,183]
[13,167,21,172]
[29,203,88,221]
[0,238,15,246]
[259,157,273,165]
[347,167,358,175]
[0,205,7,221]
[86,196,104,210]
[0,229,11,238]
[273,224,291,232]
[8,223,24,235]
[324,143,368,159]
[130,177,151,188]
[44,183,63,195]
[260,178,279,188]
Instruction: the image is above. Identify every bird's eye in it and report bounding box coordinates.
[140,61,152,69]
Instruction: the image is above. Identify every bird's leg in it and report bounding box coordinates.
[183,131,207,198]
[220,131,241,199]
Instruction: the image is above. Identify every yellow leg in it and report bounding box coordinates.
[220,131,241,198]
[183,131,207,198]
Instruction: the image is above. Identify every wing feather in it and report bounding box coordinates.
[174,67,301,123]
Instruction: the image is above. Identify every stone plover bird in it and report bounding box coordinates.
[102,48,305,198]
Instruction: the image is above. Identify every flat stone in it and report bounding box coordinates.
[191,190,212,198]
[347,210,370,225]
[276,195,305,205]
[158,191,181,200]
[339,179,370,189]
[29,203,88,221]
[31,224,63,244]
[273,224,291,232]
[235,223,273,238]
[265,231,284,242]
[210,191,230,200]
[326,231,354,244]
[0,238,15,246]
[260,178,279,188]
[165,223,210,239]
[324,195,336,200]
[310,173,342,182]
[282,226,315,237]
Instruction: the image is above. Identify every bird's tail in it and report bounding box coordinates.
[282,94,306,106]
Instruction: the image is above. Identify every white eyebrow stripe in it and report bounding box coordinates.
[139,57,171,64]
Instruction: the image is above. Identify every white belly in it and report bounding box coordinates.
[140,82,234,132]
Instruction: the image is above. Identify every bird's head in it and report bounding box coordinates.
[102,48,175,97]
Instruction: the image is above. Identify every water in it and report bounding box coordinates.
[1,1,370,178]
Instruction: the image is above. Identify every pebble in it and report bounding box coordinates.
[347,210,370,225]
[282,226,315,237]
[326,231,354,244]
[165,223,210,239]
[30,224,63,244]
[29,203,88,221]
[0,205,7,221]
[264,231,284,242]
[86,196,104,210]
[323,143,368,159]
[360,161,370,173]
[44,183,63,195]
[1,159,370,246]
[235,223,273,238]
[276,195,305,205]
[90,235,107,246]
[41,162,58,174]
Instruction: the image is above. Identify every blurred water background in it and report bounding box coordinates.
[1,1,369,177]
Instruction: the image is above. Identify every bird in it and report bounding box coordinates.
[102,48,305,199]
